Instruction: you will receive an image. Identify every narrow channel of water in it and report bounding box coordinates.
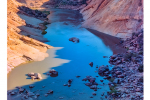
[7,9,125,100]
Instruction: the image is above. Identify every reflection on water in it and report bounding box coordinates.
[7,9,125,100]
[7,47,70,90]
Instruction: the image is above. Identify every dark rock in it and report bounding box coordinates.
[85,82,92,86]
[68,83,71,87]
[103,56,108,58]
[82,78,87,81]
[90,96,93,98]
[100,80,103,82]
[76,76,81,78]
[27,92,35,97]
[29,85,35,88]
[24,95,29,99]
[10,92,16,95]
[36,93,40,96]
[138,65,143,72]
[19,88,25,92]
[69,37,79,43]
[49,69,58,77]
[92,82,98,85]
[47,90,53,94]
[28,72,34,77]
[89,62,93,67]
[63,84,68,86]
[92,92,96,95]
[68,79,73,84]
[90,85,97,89]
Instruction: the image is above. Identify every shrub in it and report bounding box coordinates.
[41,30,47,35]
[43,21,50,26]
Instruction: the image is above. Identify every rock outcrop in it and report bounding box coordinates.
[7,0,52,74]
[80,0,143,39]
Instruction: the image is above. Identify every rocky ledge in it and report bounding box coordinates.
[98,29,143,100]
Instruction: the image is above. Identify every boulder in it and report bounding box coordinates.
[89,62,93,67]
[34,73,42,79]
[69,37,79,43]
[47,90,53,94]
[28,72,34,77]
[90,85,97,89]
[49,69,58,77]
[27,92,35,97]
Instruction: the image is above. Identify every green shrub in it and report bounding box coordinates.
[41,30,47,35]
[41,11,50,15]
[42,21,50,26]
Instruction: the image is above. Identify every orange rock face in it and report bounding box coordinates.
[7,0,52,74]
[80,0,143,39]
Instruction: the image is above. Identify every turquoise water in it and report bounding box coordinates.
[7,9,124,100]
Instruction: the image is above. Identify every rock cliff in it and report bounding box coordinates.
[7,0,52,74]
[80,0,143,39]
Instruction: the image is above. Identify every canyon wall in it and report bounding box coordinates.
[80,0,143,39]
[7,0,52,74]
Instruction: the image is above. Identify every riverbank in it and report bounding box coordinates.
[7,0,53,74]
[97,30,143,99]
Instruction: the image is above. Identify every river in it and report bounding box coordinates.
[7,9,125,100]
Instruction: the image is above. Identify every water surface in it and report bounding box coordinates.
[7,9,125,100]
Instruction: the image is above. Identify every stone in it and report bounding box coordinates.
[47,90,53,94]
[29,85,34,88]
[36,93,40,96]
[24,95,29,99]
[19,88,25,92]
[63,84,67,86]
[85,82,92,86]
[69,37,79,43]
[49,69,58,77]
[10,92,15,95]
[28,72,34,77]
[90,85,97,89]
[31,76,36,80]
[34,73,42,79]
[76,76,81,78]
[27,92,35,97]
[89,62,93,67]
[100,80,103,82]
[92,92,96,95]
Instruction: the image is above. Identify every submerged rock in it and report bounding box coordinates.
[49,69,58,77]
[69,37,79,43]
[89,62,93,67]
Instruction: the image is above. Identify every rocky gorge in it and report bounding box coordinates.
[7,0,143,100]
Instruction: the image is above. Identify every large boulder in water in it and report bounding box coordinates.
[49,69,58,77]
[69,37,79,43]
